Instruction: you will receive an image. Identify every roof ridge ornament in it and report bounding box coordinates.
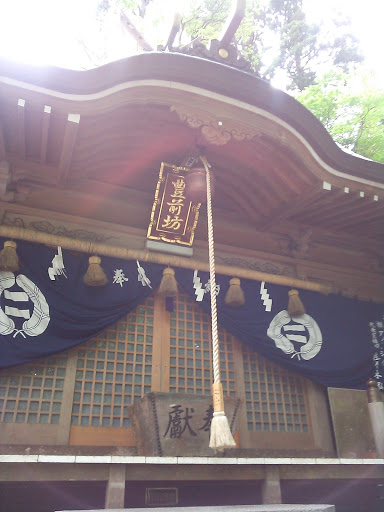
[156,0,253,74]
[168,38,253,74]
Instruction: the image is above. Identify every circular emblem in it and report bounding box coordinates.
[267,310,322,361]
[0,272,50,338]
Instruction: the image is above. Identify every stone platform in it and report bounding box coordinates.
[60,506,335,512]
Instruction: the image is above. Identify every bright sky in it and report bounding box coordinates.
[0,0,383,89]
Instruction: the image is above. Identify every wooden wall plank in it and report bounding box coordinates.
[69,426,135,446]
[57,349,78,444]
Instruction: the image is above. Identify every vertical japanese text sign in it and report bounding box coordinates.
[147,162,201,246]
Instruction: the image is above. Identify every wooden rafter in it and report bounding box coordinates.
[257,183,326,231]
[257,135,315,187]
[310,193,371,226]
[57,113,80,185]
[292,188,351,224]
[219,163,276,218]
[0,120,5,160]
[17,98,26,159]
[215,175,263,225]
[40,105,51,163]
[330,203,384,231]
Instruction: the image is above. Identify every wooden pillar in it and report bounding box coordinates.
[261,465,282,504]
[105,465,126,509]
[367,379,384,457]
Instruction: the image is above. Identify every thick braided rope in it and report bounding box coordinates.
[201,157,220,384]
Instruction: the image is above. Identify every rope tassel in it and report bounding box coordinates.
[0,240,20,272]
[225,277,245,307]
[288,289,305,316]
[158,267,178,297]
[83,255,108,287]
[200,155,236,451]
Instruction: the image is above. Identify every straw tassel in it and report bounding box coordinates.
[209,382,236,450]
[158,267,178,297]
[288,289,305,316]
[0,240,20,272]
[225,277,245,307]
[83,255,108,287]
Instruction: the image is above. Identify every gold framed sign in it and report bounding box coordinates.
[147,162,201,246]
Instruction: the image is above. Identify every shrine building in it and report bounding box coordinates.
[0,23,383,512]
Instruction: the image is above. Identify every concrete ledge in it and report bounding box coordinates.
[59,505,335,512]
[0,454,38,462]
[1,455,383,465]
[38,455,76,463]
[110,456,145,464]
[75,456,112,463]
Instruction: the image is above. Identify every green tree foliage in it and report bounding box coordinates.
[178,0,363,91]
[114,1,363,91]
[105,1,380,161]
[297,71,384,163]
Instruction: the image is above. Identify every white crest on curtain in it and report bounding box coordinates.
[267,310,322,361]
[0,272,50,338]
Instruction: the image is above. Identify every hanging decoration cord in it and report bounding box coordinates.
[200,155,236,450]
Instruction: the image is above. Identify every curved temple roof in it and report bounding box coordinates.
[0,52,383,248]
[1,52,383,185]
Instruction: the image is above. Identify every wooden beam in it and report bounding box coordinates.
[57,113,80,185]
[0,121,5,160]
[0,160,10,197]
[6,154,58,184]
[40,105,51,163]
[17,99,26,159]
[0,224,332,294]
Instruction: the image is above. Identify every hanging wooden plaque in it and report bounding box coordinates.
[147,162,201,246]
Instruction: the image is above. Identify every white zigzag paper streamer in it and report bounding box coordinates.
[193,270,205,302]
[136,260,152,288]
[260,281,272,311]
[48,246,67,280]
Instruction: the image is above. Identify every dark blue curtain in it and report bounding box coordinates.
[0,238,164,369]
[174,268,384,390]
[1,237,383,391]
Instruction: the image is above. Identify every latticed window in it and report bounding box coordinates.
[71,297,154,428]
[0,355,66,424]
[0,290,321,450]
[169,291,235,397]
[242,345,310,433]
